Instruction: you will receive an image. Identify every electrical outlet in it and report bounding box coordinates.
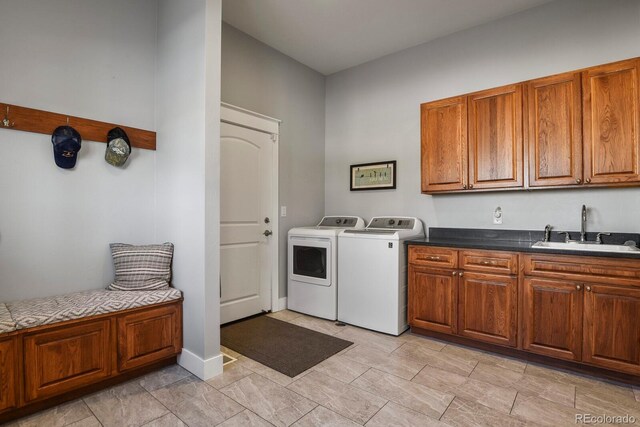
[493,206,503,224]
[280,206,287,217]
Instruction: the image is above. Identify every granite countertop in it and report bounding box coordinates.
[406,228,640,260]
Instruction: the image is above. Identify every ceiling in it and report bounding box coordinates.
[222,0,554,75]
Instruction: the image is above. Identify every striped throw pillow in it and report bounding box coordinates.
[108,243,174,291]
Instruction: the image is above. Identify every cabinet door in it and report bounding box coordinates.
[458,272,517,347]
[522,278,583,361]
[527,72,583,187]
[24,320,111,402]
[583,58,640,184]
[468,84,524,190]
[408,265,457,334]
[118,304,181,372]
[421,96,468,192]
[0,337,17,413]
[583,284,640,375]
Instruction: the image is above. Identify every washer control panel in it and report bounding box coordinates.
[368,217,415,229]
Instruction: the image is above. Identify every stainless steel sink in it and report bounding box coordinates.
[531,241,640,253]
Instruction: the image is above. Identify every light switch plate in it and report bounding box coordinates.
[280,206,287,217]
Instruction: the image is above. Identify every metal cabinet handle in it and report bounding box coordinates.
[575,178,582,184]
[469,184,474,189]
[585,178,591,184]
[452,271,457,276]
[459,272,464,277]
[429,256,441,261]
[462,184,468,189]
[586,286,591,292]
[576,285,581,290]
[263,230,273,236]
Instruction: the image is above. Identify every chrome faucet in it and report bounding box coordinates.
[544,224,552,242]
[580,205,587,242]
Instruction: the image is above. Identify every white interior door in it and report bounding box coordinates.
[220,122,274,324]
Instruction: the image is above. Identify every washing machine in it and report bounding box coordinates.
[288,216,365,320]
[337,216,424,335]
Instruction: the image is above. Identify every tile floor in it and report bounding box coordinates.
[7,310,639,427]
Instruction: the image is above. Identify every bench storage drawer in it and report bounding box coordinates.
[0,336,18,413]
[23,320,111,402]
[117,304,182,372]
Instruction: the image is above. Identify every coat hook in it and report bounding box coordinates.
[2,106,15,128]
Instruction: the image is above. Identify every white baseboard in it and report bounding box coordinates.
[178,348,223,380]
[276,297,287,311]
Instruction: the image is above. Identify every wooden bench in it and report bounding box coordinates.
[0,289,183,423]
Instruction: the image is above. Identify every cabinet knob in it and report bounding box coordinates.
[576,285,581,290]
[585,178,591,184]
[586,286,592,292]
[462,184,468,189]
[469,184,474,189]
[452,271,457,276]
[575,178,582,184]
[459,272,464,277]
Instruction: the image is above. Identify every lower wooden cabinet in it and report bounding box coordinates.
[408,265,457,334]
[458,272,517,347]
[583,284,640,375]
[0,336,18,413]
[522,278,583,361]
[117,304,182,371]
[23,320,112,402]
[408,245,640,380]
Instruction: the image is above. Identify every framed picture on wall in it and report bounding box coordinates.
[350,161,396,191]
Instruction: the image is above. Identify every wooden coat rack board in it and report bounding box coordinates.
[0,102,156,150]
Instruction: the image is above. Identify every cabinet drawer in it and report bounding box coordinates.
[117,304,181,372]
[24,320,111,402]
[409,246,458,269]
[523,254,640,285]
[460,250,518,275]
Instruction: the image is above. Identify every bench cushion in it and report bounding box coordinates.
[6,288,182,330]
[0,303,16,334]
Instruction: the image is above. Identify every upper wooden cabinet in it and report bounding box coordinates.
[527,72,583,187]
[583,58,640,185]
[468,85,524,190]
[420,56,640,193]
[421,96,467,192]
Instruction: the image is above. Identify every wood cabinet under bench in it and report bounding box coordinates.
[0,300,182,422]
[408,245,640,381]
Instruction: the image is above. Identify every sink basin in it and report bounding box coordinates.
[531,241,640,253]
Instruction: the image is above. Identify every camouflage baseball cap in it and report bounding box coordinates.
[105,127,131,167]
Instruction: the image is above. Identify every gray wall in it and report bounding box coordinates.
[157,0,222,374]
[0,0,158,301]
[325,0,640,235]
[221,23,326,299]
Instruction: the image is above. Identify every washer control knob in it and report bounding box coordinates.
[388,219,396,225]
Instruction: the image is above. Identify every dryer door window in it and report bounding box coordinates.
[293,246,327,279]
[288,237,332,287]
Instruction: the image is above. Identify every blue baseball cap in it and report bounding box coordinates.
[51,126,82,169]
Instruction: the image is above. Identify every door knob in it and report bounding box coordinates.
[263,230,273,236]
